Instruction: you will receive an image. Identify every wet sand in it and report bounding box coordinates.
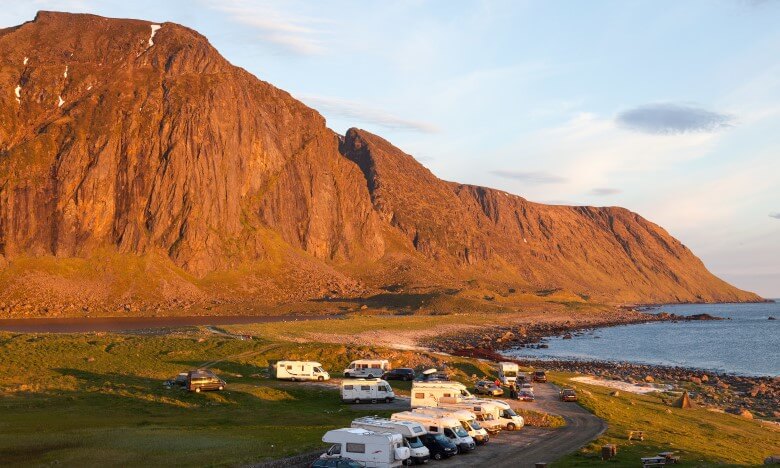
[0,314,332,333]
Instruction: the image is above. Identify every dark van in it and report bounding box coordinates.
[187,370,226,393]
[420,433,457,460]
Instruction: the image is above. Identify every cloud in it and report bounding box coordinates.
[616,103,734,135]
[770,212,780,219]
[204,0,327,55]
[588,187,622,196]
[298,95,439,133]
[490,170,567,184]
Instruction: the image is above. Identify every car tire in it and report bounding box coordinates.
[354,399,360,404]
[403,459,412,466]
[367,374,375,378]
[194,387,201,393]
[507,423,516,431]
[318,376,324,381]
[385,397,392,403]
[371,399,378,404]
[344,373,351,378]
[218,386,224,391]
[433,453,442,461]
[454,446,460,455]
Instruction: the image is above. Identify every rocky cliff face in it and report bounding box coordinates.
[0,12,760,316]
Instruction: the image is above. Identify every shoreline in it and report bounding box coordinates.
[432,312,779,422]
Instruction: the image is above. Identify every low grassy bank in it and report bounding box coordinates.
[551,373,780,466]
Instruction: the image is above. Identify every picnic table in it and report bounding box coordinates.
[641,456,667,467]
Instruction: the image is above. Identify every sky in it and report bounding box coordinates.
[2,0,779,297]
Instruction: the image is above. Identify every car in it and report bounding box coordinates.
[310,457,364,468]
[521,382,534,392]
[560,388,578,402]
[474,380,504,396]
[419,433,458,460]
[533,370,547,382]
[517,390,535,401]
[384,368,416,381]
[173,372,189,387]
[187,370,226,393]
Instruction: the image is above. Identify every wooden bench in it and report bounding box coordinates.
[628,430,645,441]
[641,456,667,467]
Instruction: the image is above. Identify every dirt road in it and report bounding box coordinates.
[437,382,607,467]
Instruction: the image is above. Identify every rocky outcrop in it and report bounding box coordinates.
[0,12,761,315]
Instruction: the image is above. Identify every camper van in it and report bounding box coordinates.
[441,400,524,431]
[351,417,430,464]
[410,381,474,407]
[343,359,391,378]
[497,362,519,385]
[412,407,489,444]
[275,361,330,381]
[391,412,475,454]
[321,428,410,468]
[341,379,395,404]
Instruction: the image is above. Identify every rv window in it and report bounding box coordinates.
[443,428,455,438]
[413,426,423,434]
[346,443,365,454]
[344,385,353,390]
[360,385,370,390]
[429,426,438,433]
[443,393,451,397]
[286,365,292,370]
[380,385,390,392]
[415,393,425,399]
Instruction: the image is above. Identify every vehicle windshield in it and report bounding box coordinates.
[469,420,482,430]
[315,367,325,373]
[564,390,576,395]
[502,408,518,417]
[454,426,469,438]
[504,371,517,377]
[459,389,474,398]
[433,434,450,445]
[483,414,495,420]
[408,437,423,448]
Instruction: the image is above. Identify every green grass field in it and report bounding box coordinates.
[1,329,777,466]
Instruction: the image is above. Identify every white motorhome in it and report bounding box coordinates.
[341,379,395,404]
[351,416,430,464]
[343,359,391,378]
[497,362,519,385]
[275,361,330,381]
[391,411,476,454]
[410,381,474,408]
[440,400,524,431]
[412,407,489,444]
[321,428,411,468]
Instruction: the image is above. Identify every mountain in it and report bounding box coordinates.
[0,12,760,316]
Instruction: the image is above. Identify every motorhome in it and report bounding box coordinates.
[412,407,489,444]
[275,361,330,381]
[410,381,474,407]
[391,412,476,454]
[497,362,519,385]
[351,417,430,464]
[343,359,391,378]
[437,401,504,433]
[441,400,524,431]
[321,428,410,468]
[341,379,395,404]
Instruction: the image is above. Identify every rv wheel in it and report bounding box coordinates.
[218,386,224,391]
[433,453,443,461]
[367,374,375,378]
[385,397,392,403]
[371,398,378,404]
[454,446,460,455]
[403,458,412,466]
[354,399,361,404]
[194,387,201,393]
[507,423,516,431]
[318,376,324,381]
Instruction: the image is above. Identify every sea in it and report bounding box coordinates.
[504,301,780,377]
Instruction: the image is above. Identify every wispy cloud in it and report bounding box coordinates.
[770,212,780,219]
[588,187,622,196]
[490,170,567,184]
[616,103,734,135]
[298,95,439,133]
[204,0,327,55]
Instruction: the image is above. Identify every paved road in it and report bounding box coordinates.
[437,382,607,467]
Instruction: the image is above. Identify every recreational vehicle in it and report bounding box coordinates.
[275,361,330,381]
[341,379,395,404]
[412,407,489,444]
[410,381,474,407]
[343,359,391,378]
[440,400,524,431]
[497,362,519,385]
[351,417,430,464]
[321,428,411,468]
[391,412,476,454]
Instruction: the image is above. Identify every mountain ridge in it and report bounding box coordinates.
[0,11,761,316]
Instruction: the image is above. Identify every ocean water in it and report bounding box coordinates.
[504,301,780,377]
